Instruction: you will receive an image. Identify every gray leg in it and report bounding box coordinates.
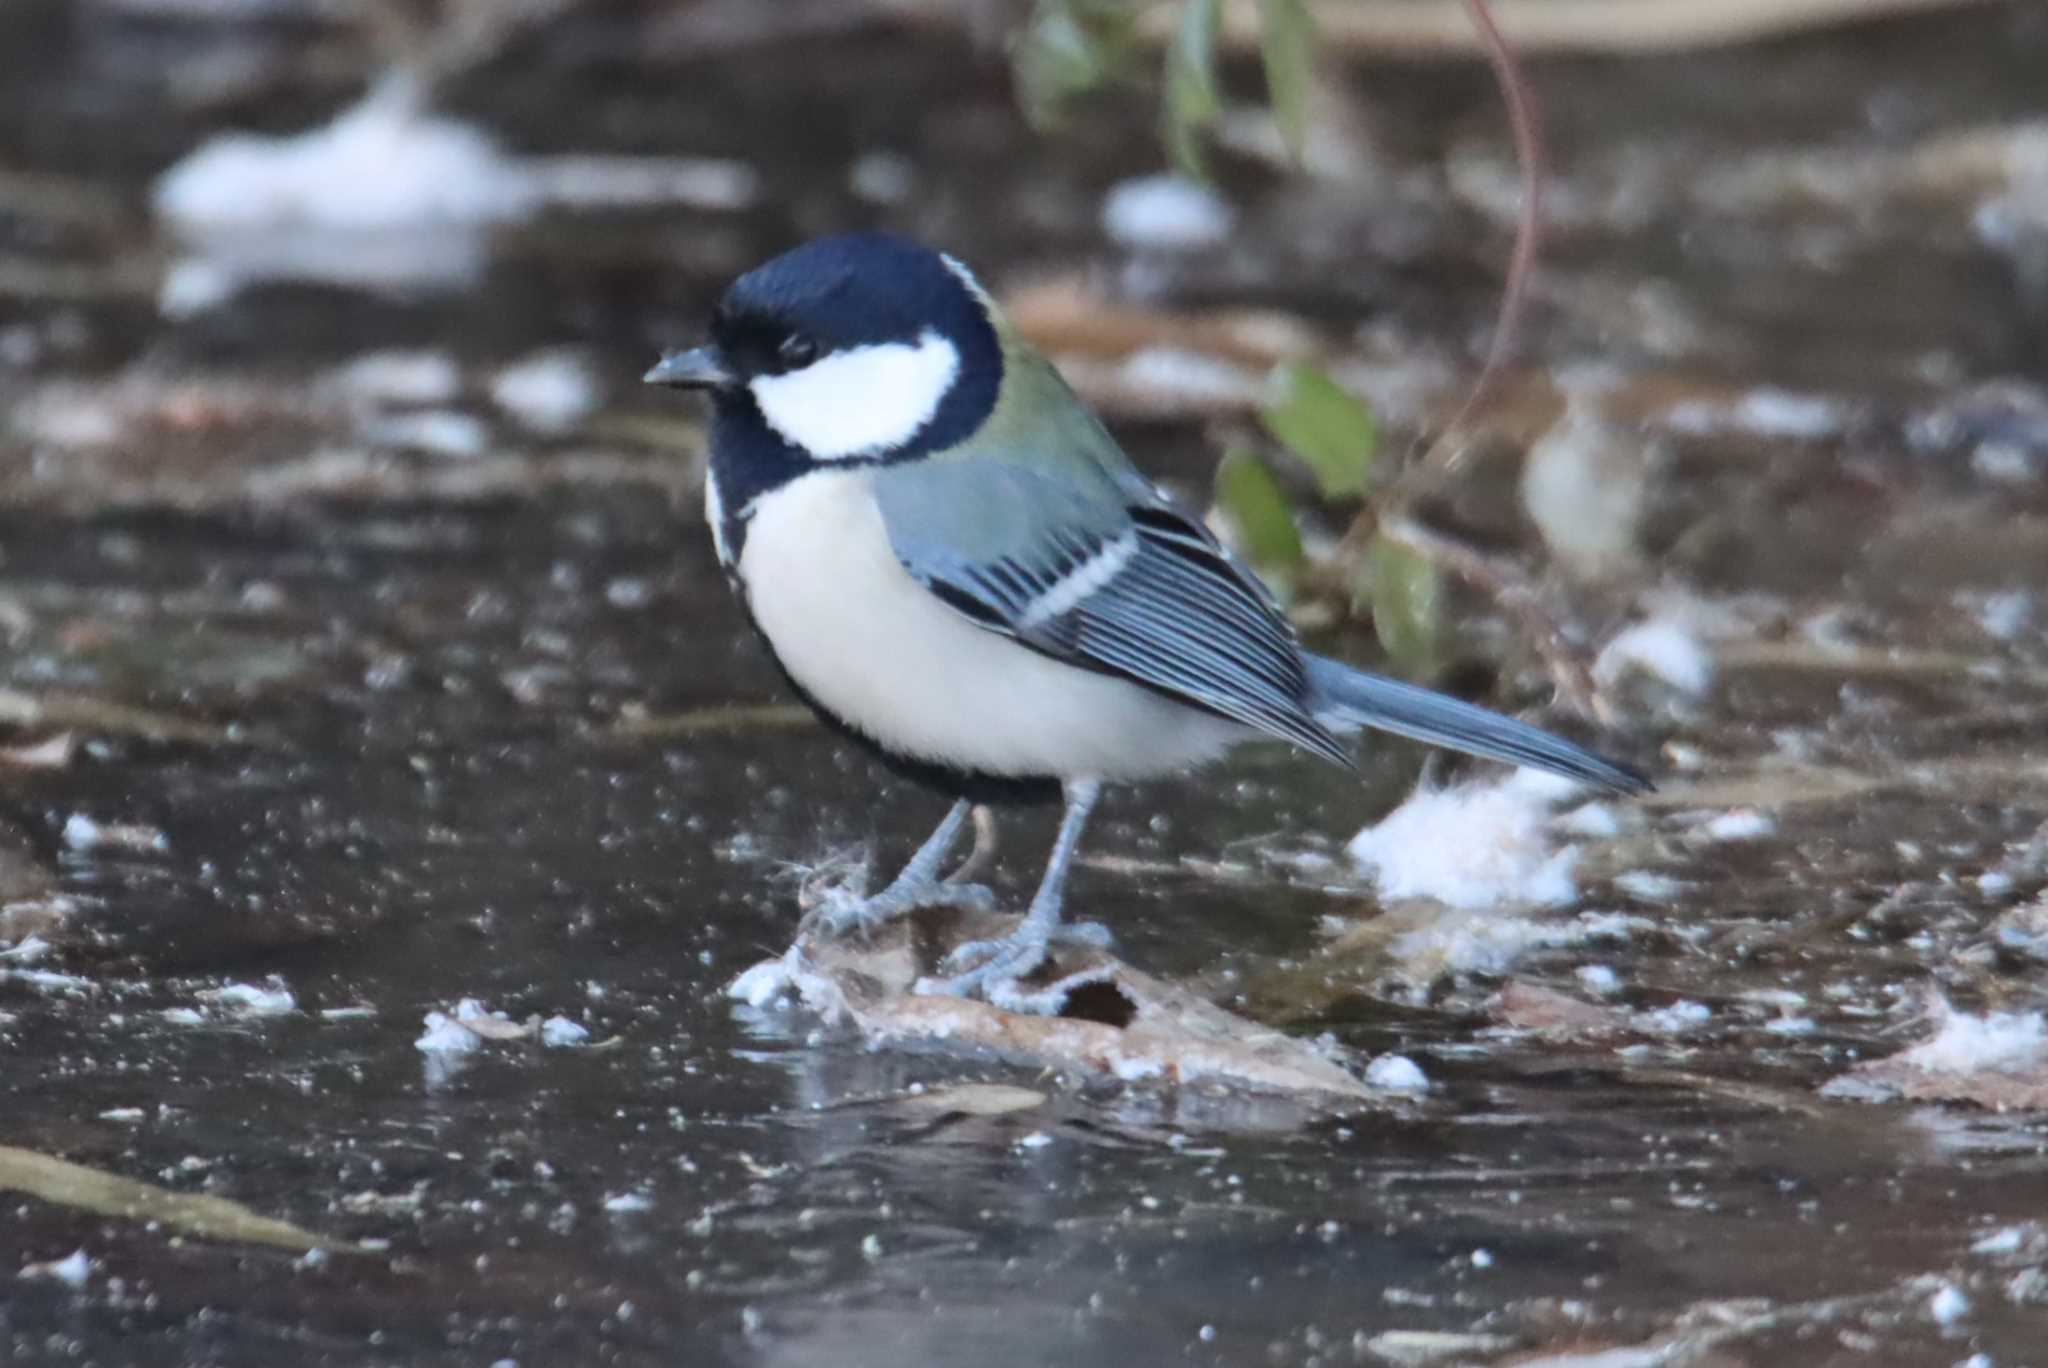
[804,799,997,936]
[924,779,1111,999]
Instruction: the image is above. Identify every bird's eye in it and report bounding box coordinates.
[777,334,818,369]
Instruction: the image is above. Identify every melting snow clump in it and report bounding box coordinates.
[1700,809,1775,841]
[1594,618,1714,696]
[1928,1282,1970,1326]
[19,1249,91,1288]
[1101,174,1234,251]
[1364,1054,1430,1093]
[541,1016,590,1048]
[202,981,297,1016]
[1577,964,1621,995]
[1891,1003,2045,1075]
[491,349,599,433]
[415,1012,480,1055]
[1638,1000,1712,1033]
[1347,771,1585,909]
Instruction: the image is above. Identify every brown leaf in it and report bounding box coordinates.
[0,1144,357,1253]
[1494,981,1626,1037]
[730,912,1373,1104]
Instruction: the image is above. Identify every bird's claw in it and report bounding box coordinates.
[801,876,998,938]
[918,917,1115,1000]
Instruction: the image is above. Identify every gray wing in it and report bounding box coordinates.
[873,459,1351,766]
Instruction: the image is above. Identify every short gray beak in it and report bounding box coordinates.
[643,346,735,390]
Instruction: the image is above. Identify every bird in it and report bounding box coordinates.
[646,232,1648,1007]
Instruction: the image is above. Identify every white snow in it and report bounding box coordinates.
[1613,871,1687,902]
[329,350,461,408]
[19,1249,90,1288]
[1594,618,1714,696]
[415,998,516,1055]
[1364,1054,1430,1093]
[414,1012,481,1055]
[1699,809,1775,842]
[155,77,534,234]
[849,151,916,205]
[541,1016,590,1048]
[1891,1003,2046,1075]
[153,75,755,309]
[1638,1000,1712,1033]
[602,1191,653,1213]
[1577,964,1621,995]
[1118,347,1261,409]
[1520,398,1646,575]
[202,981,297,1016]
[1973,590,2034,641]
[1387,909,1594,983]
[490,349,599,433]
[1971,1224,2031,1256]
[1928,1282,1970,1326]
[1101,174,1234,251]
[1556,802,1622,838]
[60,814,101,850]
[1347,772,1584,910]
[0,936,51,963]
[360,410,489,459]
[1664,387,1845,439]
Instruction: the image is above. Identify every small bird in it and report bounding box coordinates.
[647,233,1647,1005]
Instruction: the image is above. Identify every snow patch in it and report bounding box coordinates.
[1891,1003,2045,1075]
[1364,1054,1430,1093]
[1699,809,1775,842]
[1594,618,1713,696]
[491,349,599,433]
[541,1016,590,1048]
[19,1249,90,1288]
[1347,771,1586,910]
[1101,174,1234,251]
[201,980,297,1016]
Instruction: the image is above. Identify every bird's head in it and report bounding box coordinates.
[646,232,1002,467]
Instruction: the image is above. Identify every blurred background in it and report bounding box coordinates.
[3,2,2047,1365]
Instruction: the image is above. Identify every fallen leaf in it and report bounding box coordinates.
[0,1144,357,1253]
[1494,981,1626,1037]
[730,911,1375,1104]
[898,1083,1048,1116]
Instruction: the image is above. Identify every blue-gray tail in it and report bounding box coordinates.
[1304,654,1651,794]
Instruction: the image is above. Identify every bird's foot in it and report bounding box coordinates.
[915,917,1115,1003]
[801,869,997,939]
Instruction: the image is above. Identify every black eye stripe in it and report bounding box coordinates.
[777,333,818,368]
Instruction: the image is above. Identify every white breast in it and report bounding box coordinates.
[734,468,1246,782]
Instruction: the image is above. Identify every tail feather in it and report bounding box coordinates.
[1304,654,1651,794]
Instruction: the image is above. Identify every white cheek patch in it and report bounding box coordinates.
[749,329,960,461]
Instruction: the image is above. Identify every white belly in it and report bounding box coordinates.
[733,467,1246,782]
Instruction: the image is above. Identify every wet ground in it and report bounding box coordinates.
[4,2,2048,1365]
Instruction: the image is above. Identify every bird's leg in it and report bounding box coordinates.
[803,799,997,936]
[923,779,1112,1002]
[943,803,1000,885]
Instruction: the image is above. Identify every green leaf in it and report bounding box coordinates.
[1260,362,1377,497]
[1363,536,1443,675]
[1163,0,1225,179]
[1012,0,1136,128]
[1257,0,1315,164]
[1215,448,1304,574]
